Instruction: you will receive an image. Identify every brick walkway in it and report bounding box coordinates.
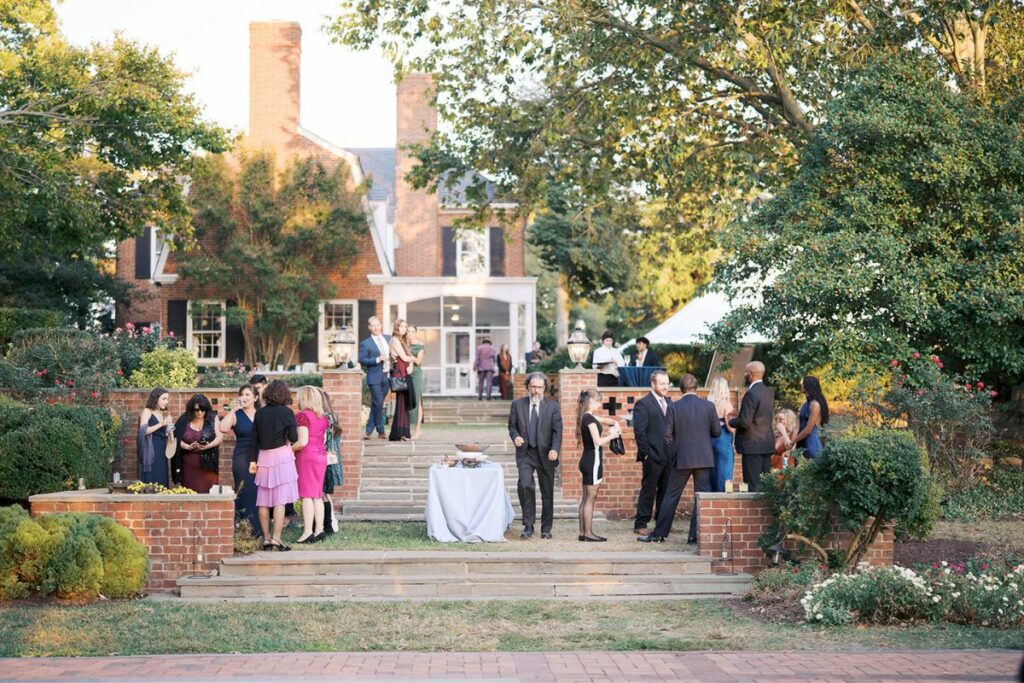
[0,650,1018,682]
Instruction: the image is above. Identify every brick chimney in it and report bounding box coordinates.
[395,73,439,276]
[248,21,301,154]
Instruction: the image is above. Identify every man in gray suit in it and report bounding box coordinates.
[638,373,720,544]
[508,372,563,539]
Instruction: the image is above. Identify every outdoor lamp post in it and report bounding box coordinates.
[566,320,591,369]
[328,326,357,368]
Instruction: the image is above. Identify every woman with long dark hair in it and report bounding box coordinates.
[219,384,259,534]
[172,394,223,493]
[388,319,418,441]
[497,343,513,400]
[138,387,173,486]
[793,375,829,460]
[576,387,621,542]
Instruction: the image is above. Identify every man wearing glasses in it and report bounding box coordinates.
[507,372,563,539]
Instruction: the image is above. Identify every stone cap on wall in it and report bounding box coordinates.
[696,492,763,502]
[29,489,235,503]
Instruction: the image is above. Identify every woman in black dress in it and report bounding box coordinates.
[576,388,621,542]
[388,319,418,441]
[138,388,173,486]
[219,384,259,534]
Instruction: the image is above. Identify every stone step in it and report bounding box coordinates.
[339,503,582,517]
[177,573,748,600]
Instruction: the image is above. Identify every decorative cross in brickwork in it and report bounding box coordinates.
[602,396,623,416]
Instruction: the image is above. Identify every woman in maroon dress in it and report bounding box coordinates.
[388,319,418,441]
[172,394,223,493]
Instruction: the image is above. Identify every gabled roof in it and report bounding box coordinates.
[348,148,396,224]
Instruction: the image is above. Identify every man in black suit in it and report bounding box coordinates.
[730,361,775,491]
[631,369,673,535]
[629,337,660,367]
[638,373,719,543]
[508,372,563,539]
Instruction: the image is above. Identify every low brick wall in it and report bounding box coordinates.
[696,492,894,575]
[556,369,746,518]
[104,369,363,506]
[29,489,235,593]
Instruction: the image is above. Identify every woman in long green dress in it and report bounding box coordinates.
[408,324,426,440]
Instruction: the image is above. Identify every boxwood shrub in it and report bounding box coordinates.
[0,402,121,503]
[0,308,63,347]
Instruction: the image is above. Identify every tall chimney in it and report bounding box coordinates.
[395,73,439,276]
[248,21,301,154]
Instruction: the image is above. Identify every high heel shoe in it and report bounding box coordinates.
[582,536,607,542]
[267,539,291,552]
[578,535,586,541]
[262,542,274,551]
[312,532,326,543]
[295,534,315,544]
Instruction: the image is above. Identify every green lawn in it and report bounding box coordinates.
[1,599,1021,657]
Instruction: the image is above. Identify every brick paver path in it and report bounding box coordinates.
[0,650,1017,682]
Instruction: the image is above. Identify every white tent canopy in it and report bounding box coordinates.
[633,290,769,347]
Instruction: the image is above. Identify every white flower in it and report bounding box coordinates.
[816,613,824,620]
[932,596,941,603]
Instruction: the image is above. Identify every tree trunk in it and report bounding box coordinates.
[555,273,570,350]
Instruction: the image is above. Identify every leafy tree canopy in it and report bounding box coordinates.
[177,151,368,367]
[709,56,1024,389]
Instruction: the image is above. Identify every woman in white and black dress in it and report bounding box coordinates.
[576,388,622,542]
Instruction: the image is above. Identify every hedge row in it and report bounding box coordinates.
[0,401,121,503]
[0,308,63,348]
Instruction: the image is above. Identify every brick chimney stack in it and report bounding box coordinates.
[248,21,301,154]
[395,73,439,276]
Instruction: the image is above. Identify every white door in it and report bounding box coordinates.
[443,330,474,394]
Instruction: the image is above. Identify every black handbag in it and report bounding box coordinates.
[609,435,626,455]
[389,371,409,393]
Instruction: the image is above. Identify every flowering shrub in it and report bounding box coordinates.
[125,482,195,495]
[880,353,994,493]
[5,328,119,403]
[197,363,252,388]
[111,323,178,384]
[802,562,1024,627]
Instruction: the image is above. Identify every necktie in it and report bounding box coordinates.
[528,403,539,448]
[658,397,666,415]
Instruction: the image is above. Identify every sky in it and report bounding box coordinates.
[56,0,398,147]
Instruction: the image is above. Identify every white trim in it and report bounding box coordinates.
[317,299,358,366]
[455,230,489,277]
[150,227,178,284]
[368,275,538,286]
[439,202,519,214]
[296,126,395,276]
[185,300,226,366]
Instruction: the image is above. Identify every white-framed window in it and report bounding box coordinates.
[186,300,226,365]
[318,300,358,365]
[456,231,489,277]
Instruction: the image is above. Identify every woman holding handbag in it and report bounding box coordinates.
[388,319,418,442]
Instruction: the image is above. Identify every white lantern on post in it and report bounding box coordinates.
[566,320,591,369]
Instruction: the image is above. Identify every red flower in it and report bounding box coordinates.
[912,351,921,359]
[990,390,998,398]
[91,391,98,399]
[937,361,944,369]
[931,355,940,363]
[142,326,151,334]
[117,369,123,376]
[965,383,973,391]
[125,322,135,330]
[932,562,939,569]
[890,359,900,368]
[168,331,175,338]
[982,562,989,571]
[977,382,984,389]
[918,389,925,396]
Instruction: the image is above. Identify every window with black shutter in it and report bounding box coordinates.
[134,228,152,279]
[224,301,246,363]
[489,227,505,276]
[357,299,377,337]
[167,300,187,344]
[442,227,457,276]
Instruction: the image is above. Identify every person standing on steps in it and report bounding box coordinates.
[474,337,497,401]
[638,374,719,545]
[407,324,426,440]
[577,387,622,542]
[729,361,775,491]
[507,372,563,539]
[631,370,673,535]
[359,316,391,440]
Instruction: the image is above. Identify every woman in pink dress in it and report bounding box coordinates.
[293,385,330,543]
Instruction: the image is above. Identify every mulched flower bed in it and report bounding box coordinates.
[894,539,984,568]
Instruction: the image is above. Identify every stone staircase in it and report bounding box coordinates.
[341,426,585,521]
[177,550,749,600]
[421,397,512,424]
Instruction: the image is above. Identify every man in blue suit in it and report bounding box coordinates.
[359,316,391,439]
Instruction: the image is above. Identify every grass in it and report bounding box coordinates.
[1,599,1022,657]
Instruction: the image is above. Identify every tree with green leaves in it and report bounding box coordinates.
[177,151,368,368]
[709,56,1024,389]
[0,0,226,323]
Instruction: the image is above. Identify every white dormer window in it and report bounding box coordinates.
[457,231,489,277]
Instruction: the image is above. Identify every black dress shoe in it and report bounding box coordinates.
[687,537,698,545]
[582,536,607,542]
[541,532,552,539]
[312,532,326,543]
[637,534,665,543]
[578,535,586,541]
[520,527,534,539]
[295,534,315,544]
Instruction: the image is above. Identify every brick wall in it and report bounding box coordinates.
[105,369,363,507]
[555,369,745,518]
[696,493,894,575]
[29,490,234,593]
[395,73,439,276]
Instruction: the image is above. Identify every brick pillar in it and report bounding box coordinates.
[557,369,598,503]
[321,369,364,505]
[395,73,439,276]
[248,21,301,156]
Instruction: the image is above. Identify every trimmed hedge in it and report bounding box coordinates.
[125,347,197,388]
[0,402,121,503]
[0,308,63,347]
[0,507,148,600]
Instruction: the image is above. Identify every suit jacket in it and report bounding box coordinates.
[474,344,497,372]
[632,392,672,465]
[358,335,391,386]
[729,381,775,455]
[629,348,661,368]
[508,397,563,466]
[663,393,720,470]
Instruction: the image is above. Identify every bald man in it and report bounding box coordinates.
[729,362,775,491]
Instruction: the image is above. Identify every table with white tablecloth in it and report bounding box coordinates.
[426,461,514,542]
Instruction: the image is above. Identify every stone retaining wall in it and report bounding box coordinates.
[29,489,235,592]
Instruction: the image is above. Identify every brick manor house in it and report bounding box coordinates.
[116,21,537,395]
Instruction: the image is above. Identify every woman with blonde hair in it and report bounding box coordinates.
[293,385,330,543]
[388,319,418,441]
[773,408,799,470]
[577,387,622,542]
[706,376,736,492]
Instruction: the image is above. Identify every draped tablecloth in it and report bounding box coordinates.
[426,462,514,542]
[619,365,666,387]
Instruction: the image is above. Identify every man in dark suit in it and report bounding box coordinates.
[729,361,775,491]
[629,336,661,368]
[638,373,719,543]
[358,316,391,440]
[631,369,673,535]
[507,372,563,539]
